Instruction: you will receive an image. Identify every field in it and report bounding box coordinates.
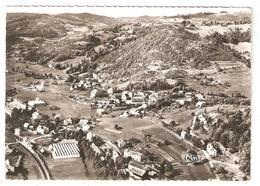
[192,24,250,37]
[93,117,157,141]
[93,117,215,180]
[162,109,195,130]
[185,68,251,98]
[46,158,90,180]
[215,70,251,97]
[6,71,94,118]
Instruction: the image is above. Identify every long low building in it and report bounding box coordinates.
[50,142,80,159]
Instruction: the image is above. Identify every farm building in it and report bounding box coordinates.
[28,97,46,108]
[124,149,143,162]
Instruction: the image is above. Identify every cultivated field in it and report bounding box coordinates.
[46,158,89,180]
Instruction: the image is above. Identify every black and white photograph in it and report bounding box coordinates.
[2,0,257,183]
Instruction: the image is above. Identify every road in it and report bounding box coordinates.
[18,141,51,180]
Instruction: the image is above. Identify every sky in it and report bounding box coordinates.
[5,7,251,18]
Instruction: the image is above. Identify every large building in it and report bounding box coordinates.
[124,149,143,162]
[128,160,148,180]
[49,141,80,159]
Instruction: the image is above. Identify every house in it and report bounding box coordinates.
[90,143,102,155]
[28,97,45,108]
[117,139,126,148]
[8,99,26,113]
[5,159,14,173]
[121,91,132,102]
[86,132,94,142]
[112,149,120,162]
[121,91,132,104]
[5,145,13,156]
[195,93,205,101]
[90,89,108,98]
[185,92,193,98]
[107,87,114,95]
[63,118,72,126]
[148,93,159,105]
[36,125,45,135]
[181,130,187,140]
[197,150,207,162]
[14,128,20,136]
[132,92,145,104]
[32,111,42,120]
[119,111,130,118]
[196,101,206,108]
[128,160,148,180]
[178,90,184,95]
[207,143,217,157]
[129,108,143,117]
[54,114,61,120]
[175,99,185,106]
[78,119,91,131]
[23,122,30,129]
[192,109,209,131]
[124,149,143,162]
[96,108,106,115]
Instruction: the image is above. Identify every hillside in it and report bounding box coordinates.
[6,13,117,42]
[96,24,248,80]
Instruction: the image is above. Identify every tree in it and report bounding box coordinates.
[114,124,119,130]
[220,132,229,148]
[170,120,176,127]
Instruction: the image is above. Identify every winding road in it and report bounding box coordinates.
[18,140,51,180]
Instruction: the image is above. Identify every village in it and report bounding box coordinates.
[5,10,251,181]
[5,63,250,180]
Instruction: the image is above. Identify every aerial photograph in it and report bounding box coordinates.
[5,8,251,181]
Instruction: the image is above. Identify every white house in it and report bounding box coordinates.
[90,89,108,98]
[195,93,205,101]
[78,119,91,131]
[36,125,45,135]
[148,93,159,105]
[63,118,72,126]
[185,92,193,98]
[107,87,114,95]
[119,111,130,118]
[196,101,206,108]
[207,143,217,157]
[14,128,20,136]
[32,111,42,120]
[112,149,120,162]
[86,132,93,142]
[90,143,102,155]
[132,92,145,104]
[28,97,45,108]
[121,91,133,103]
[54,114,61,120]
[117,139,126,148]
[23,122,30,129]
[175,99,185,106]
[96,108,105,115]
[124,149,143,162]
[181,130,187,140]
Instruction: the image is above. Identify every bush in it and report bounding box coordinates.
[165,70,188,79]
[49,105,60,110]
